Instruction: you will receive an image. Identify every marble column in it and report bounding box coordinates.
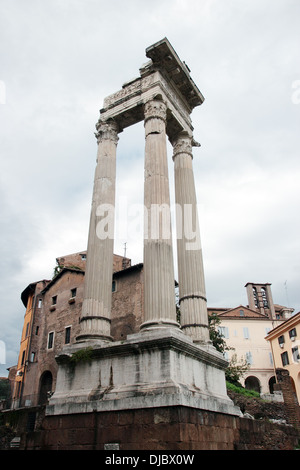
[141,99,179,330]
[172,132,210,343]
[77,119,119,342]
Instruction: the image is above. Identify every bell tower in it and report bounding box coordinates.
[245,282,276,319]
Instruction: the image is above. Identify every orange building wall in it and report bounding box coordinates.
[12,292,35,403]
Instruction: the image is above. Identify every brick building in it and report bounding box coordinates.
[11,252,143,409]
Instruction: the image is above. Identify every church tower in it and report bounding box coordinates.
[245,282,276,319]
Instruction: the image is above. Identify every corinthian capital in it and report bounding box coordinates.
[95,119,119,145]
[172,132,193,159]
[144,99,167,123]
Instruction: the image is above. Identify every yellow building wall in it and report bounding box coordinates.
[267,315,300,403]
[12,293,35,403]
[219,318,279,394]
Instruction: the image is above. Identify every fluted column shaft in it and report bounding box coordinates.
[173,132,209,343]
[77,120,118,342]
[141,99,179,330]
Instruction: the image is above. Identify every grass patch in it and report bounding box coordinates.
[226,381,260,398]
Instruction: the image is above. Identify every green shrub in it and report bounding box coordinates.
[70,347,93,365]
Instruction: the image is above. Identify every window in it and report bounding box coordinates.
[71,288,77,298]
[81,254,86,260]
[30,352,36,362]
[52,296,57,306]
[65,326,71,344]
[278,335,285,346]
[239,309,245,317]
[245,351,253,365]
[38,299,42,308]
[25,322,30,337]
[218,326,229,338]
[243,327,250,339]
[289,328,297,340]
[47,332,54,349]
[292,346,300,363]
[281,351,289,366]
[252,287,259,308]
[269,352,273,365]
[35,326,39,335]
[112,280,116,293]
[261,287,269,308]
[21,350,25,365]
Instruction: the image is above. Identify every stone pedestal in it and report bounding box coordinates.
[47,329,240,417]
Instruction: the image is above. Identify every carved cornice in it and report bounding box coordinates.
[145,38,205,110]
[56,330,227,369]
[94,120,119,145]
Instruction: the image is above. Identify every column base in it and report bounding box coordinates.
[76,315,112,343]
[139,319,180,331]
[75,334,113,344]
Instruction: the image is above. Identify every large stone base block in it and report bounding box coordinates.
[36,406,239,450]
[47,328,240,417]
[23,405,300,450]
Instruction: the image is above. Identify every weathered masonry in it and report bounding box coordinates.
[47,37,239,421]
[78,37,209,345]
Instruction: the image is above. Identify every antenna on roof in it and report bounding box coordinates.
[284,280,290,307]
[122,242,127,270]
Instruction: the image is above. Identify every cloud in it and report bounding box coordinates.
[1,0,300,375]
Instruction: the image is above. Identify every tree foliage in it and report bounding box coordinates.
[225,353,250,386]
[208,312,230,355]
[176,302,250,386]
[0,379,10,400]
[208,312,249,385]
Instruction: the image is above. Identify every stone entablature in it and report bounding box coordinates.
[100,37,204,142]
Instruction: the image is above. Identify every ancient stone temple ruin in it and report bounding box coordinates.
[7,39,300,451]
[20,38,256,450]
[47,38,238,422]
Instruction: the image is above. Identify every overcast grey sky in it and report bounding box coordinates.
[1,0,299,376]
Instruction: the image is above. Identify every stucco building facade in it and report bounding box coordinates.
[266,312,300,403]
[208,282,294,395]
